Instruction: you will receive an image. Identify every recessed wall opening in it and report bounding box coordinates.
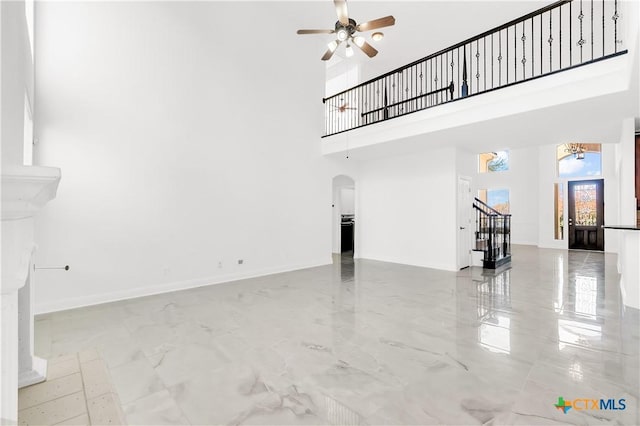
[332,175,355,258]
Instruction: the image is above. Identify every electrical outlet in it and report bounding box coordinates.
[238,259,243,265]
[218,261,223,268]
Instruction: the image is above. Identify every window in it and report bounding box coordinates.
[478,150,509,173]
[477,188,510,214]
[554,183,564,240]
[557,143,601,178]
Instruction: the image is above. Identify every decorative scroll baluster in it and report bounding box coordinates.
[498,30,502,85]
[462,45,469,97]
[521,23,526,80]
[613,0,618,52]
[476,40,480,91]
[579,0,585,62]
[549,11,553,71]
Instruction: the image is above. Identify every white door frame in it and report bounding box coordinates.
[457,175,473,269]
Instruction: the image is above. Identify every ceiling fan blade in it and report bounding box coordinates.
[321,48,337,61]
[296,29,335,35]
[321,39,341,61]
[334,0,349,26]
[354,39,378,58]
[356,15,395,32]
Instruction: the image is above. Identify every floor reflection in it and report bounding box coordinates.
[474,269,513,354]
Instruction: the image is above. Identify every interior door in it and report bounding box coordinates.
[568,179,604,251]
[457,176,472,269]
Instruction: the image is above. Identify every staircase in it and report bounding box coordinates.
[473,197,511,269]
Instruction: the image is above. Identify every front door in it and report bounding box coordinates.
[568,179,604,251]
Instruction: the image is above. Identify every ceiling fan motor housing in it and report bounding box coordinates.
[335,18,357,41]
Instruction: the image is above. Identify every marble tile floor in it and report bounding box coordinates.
[34,245,639,425]
[18,350,125,425]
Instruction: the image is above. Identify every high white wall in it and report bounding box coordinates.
[33,2,354,313]
[1,0,33,167]
[356,147,457,271]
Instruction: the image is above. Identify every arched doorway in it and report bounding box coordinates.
[332,175,355,258]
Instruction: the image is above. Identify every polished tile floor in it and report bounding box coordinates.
[35,246,639,425]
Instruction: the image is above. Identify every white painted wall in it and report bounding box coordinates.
[1,0,33,167]
[356,147,457,271]
[32,2,355,313]
[472,146,540,245]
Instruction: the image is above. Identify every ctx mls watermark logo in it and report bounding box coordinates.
[554,396,626,414]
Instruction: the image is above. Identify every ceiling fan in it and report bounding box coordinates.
[297,0,395,61]
[331,101,357,113]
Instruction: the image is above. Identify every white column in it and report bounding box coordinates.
[619,230,640,310]
[1,166,61,424]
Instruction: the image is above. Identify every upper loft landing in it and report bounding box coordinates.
[321,0,638,157]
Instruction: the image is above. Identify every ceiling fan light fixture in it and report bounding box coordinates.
[327,40,339,52]
[345,44,354,57]
[353,36,365,47]
[371,32,384,41]
[336,28,349,41]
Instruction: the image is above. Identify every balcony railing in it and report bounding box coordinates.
[323,0,627,137]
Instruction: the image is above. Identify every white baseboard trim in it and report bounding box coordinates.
[35,258,332,314]
[356,253,458,272]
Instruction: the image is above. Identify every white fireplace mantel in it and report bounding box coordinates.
[1,165,61,424]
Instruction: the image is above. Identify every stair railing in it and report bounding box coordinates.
[473,197,512,267]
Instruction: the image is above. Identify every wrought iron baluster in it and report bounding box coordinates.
[476,39,480,91]
[521,21,526,80]
[462,45,469,97]
[531,18,534,76]
[514,23,517,81]
[579,0,585,62]
[491,33,494,89]
[483,37,486,92]
[549,11,553,71]
[601,0,604,57]
[613,0,618,52]
[570,1,573,66]
[450,54,455,98]
[540,13,543,74]
[498,30,502,85]
[591,0,594,60]
[506,27,509,83]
